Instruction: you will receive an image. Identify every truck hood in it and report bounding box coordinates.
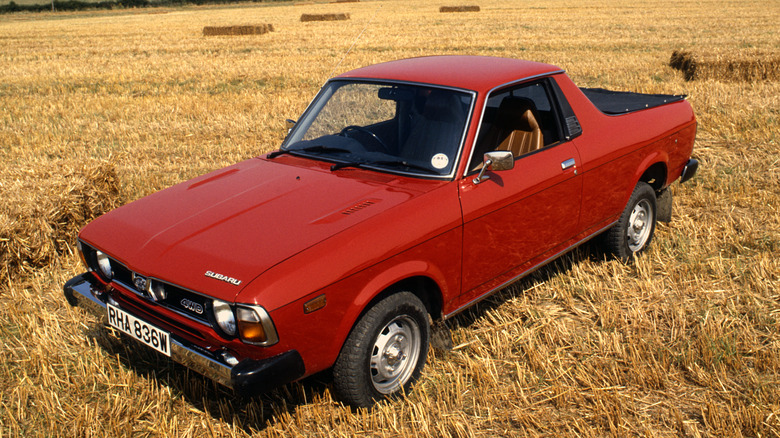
[80,156,430,302]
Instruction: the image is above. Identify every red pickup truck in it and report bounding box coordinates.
[64,56,697,407]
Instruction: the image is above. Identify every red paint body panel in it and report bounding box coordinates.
[337,56,560,93]
[551,75,697,235]
[73,56,697,386]
[80,156,439,304]
[458,141,583,306]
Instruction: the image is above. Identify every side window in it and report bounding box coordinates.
[469,80,564,171]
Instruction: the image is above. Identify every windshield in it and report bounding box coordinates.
[281,80,474,177]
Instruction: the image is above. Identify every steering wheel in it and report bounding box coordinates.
[338,125,391,153]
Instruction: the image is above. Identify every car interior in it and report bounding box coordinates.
[470,80,563,172]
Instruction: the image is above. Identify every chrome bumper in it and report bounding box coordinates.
[64,273,304,396]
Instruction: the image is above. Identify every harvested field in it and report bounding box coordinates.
[300,12,349,22]
[203,24,274,36]
[670,49,780,82]
[440,5,480,12]
[1,0,779,437]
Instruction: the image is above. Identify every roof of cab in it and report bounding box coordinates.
[335,56,563,92]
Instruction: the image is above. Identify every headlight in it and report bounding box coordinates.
[212,299,236,336]
[95,250,113,280]
[147,279,167,301]
[236,306,278,345]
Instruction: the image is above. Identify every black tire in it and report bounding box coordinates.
[605,182,657,262]
[332,292,430,408]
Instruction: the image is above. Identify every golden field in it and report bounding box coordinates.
[1,0,778,436]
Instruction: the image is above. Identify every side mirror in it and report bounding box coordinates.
[473,150,514,184]
[285,119,297,134]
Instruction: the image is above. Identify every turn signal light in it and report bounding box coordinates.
[76,241,88,270]
[238,319,267,343]
[236,306,278,345]
[303,294,326,314]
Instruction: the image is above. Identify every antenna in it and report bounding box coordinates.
[327,5,382,80]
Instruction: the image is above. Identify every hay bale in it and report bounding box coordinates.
[669,50,697,81]
[203,24,274,36]
[670,49,780,82]
[0,159,123,284]
[300,13,350,22]
[332,0,359,3]
[439,5,480,12]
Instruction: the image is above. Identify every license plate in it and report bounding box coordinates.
[107,303,171,357]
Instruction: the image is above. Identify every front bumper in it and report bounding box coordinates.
[63,273,305,396]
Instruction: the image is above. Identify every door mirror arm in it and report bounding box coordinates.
[473,151,514,184]
[285,119,297,134]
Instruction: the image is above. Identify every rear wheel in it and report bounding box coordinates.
[333,292,429,407]
[605,182,657,262]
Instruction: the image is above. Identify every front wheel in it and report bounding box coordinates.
[605,182,657,262]
[333,292,430,407]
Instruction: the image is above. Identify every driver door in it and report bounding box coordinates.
[457,79,583,306]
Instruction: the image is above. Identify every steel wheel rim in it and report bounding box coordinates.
[627,199,653,252]
[370,315,421,394]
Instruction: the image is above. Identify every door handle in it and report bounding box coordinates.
[561,158,576,170]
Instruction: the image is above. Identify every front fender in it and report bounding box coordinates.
[350,260,449,316]
[326,226,461,370]
[266,226,461,376]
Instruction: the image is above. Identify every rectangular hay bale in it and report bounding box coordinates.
[439,5,480,12]
[670,49,780,82]
[203,24,274,36]
[300,13,350,22]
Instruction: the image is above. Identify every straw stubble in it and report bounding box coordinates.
[0,0,778,437]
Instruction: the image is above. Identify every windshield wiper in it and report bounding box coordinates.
[331,159,440,175]
[268,145,351,159]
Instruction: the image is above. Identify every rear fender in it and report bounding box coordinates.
[634,151,669,190]
[622,150,668,210]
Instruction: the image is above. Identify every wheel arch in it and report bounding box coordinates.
[361,275,444,322]
[639,161,668,192]
[331,269,444,360]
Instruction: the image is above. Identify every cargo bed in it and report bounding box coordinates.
[580,88,685,115]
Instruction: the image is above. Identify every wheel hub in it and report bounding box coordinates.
[370,316,421,394]
[383,339,405,368]
[632,211,646,232]
[627,199,652,251]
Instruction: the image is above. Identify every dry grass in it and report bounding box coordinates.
[1,0,779,436]
[439,5,480,12]
[0,159,122,285]
[300,12,350,22]
[670,49,780,82]
[203,24,274,36]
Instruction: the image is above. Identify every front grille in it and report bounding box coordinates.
[112,274,212,325]
[80,241,213,326]
[113,263,134,287]
[160,284,211,324]
[113,292,208,342]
